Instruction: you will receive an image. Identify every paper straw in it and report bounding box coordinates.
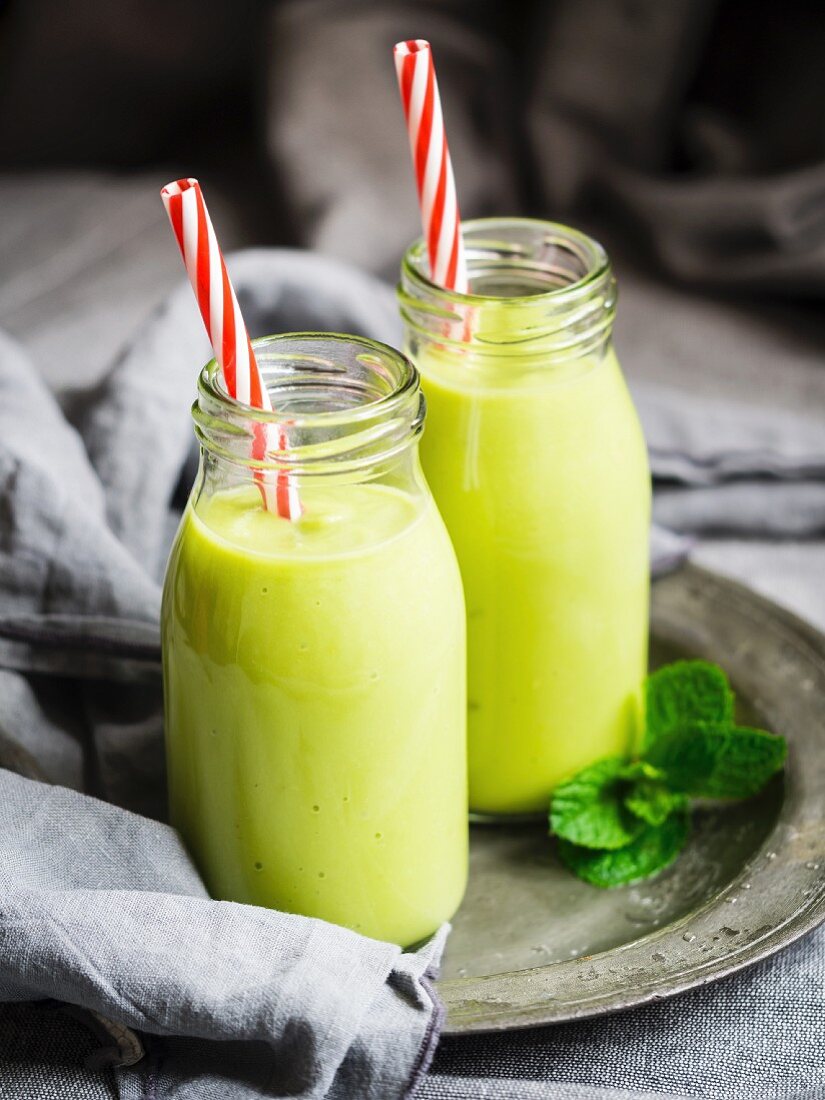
[160,178,300,519]
[394,39,469,293]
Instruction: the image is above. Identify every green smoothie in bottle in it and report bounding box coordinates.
[162,335,467,946]
[399,220,650,817]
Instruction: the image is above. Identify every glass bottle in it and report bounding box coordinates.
[399,219,650,818]
[162,333,467,945]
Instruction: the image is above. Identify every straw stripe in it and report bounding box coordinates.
[394,39,468,293]
[206,208,224,377]
[160,177,300,519]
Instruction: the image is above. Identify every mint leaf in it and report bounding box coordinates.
[618,761,686,826]
[550,659,787,891]
[645,722,786,799]
[550,758,643,851]
[644,720,720,790]
[618,760,666,783]
[695,725,786,798]
[624,779,688,826]
[644,660,734,749]
[557,809,690,888]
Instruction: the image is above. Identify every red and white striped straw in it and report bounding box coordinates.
[160,178,300,520]
[394,39,469,293]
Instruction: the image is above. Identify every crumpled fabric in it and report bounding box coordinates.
[1,248,824,1099]
[4,2,825,294]
[0,251,440,1100]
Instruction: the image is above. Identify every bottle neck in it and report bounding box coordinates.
[398,218,616,368]
[192,333,425,488]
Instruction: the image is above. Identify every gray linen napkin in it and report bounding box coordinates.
[2,248,824,1098]
[0,252,438,1100]
[0,770,446,1100]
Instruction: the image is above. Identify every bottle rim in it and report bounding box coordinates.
[192,332,424,475]
[398,218,616,359]
[401,217,611,305]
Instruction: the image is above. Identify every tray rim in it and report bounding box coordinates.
[437,562,825,1034]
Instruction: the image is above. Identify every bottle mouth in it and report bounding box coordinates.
[193,333,424,475]
[398,218,616,358]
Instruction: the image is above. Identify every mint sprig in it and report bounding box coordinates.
[644,659,734,750]
[549,758,644,850]
[624,775,688,827]
[550,660,786,888]
[646,721,787,798]
[558,809,690,888]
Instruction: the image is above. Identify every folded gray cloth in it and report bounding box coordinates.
[640,383,825,539]
[1,248,824,1099]
[0,771,446,1100]
[0,252,442,1100]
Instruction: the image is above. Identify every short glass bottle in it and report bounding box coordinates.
[162,333,468,945]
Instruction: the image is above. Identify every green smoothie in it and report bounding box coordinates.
[411,337,650,817]
[162,481,467,946]
[400,219,651,817]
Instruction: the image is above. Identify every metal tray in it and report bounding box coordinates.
[437,563,825,1033]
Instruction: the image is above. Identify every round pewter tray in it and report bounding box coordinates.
[437,563,825,1033]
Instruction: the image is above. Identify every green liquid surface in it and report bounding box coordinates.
[415,343,651,815]
[162,482,467,946]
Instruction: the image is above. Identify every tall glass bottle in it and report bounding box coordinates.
[399,219,650,817]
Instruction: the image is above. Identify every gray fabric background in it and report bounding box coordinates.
[0,770,447,1100]
[421,923,824,1099]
